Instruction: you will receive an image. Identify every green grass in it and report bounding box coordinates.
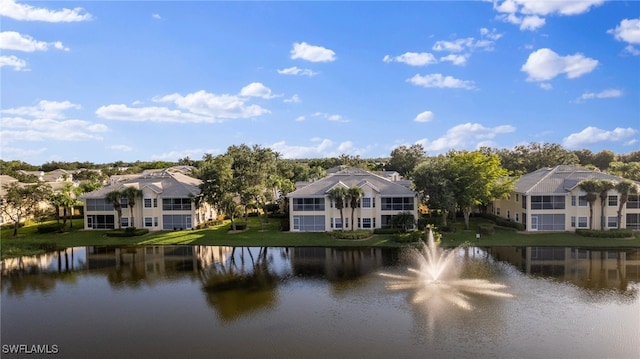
[1,216,639,260]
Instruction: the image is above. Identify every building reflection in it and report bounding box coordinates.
[488,247,640,291]
[290,247,397,281]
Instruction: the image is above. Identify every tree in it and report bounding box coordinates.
[345,186,364,231]
[593,150,616,171]
[121,186,142,227]
[597,180,615,230]
[578,180,600,230]
[447,151,513,230]
[412,156,456,227]
[615,180,639,229]
[327,186,347,230]
[388,144,426,178]
[47,192,66,229]
[104,190,123,229]
[608,161,640,182]
[1,181,51,236]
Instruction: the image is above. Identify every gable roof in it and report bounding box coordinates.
[515,165,636,195]
[288,167,415,197]
[81,170,201,199]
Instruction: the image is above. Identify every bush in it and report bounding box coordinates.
[332,230,373,240]
[230,222,247,231]
[373,228,404,235]
[575,229,633,238]
[105,228,149,237]
[393,230,424,243]
[475,212,525,231]
[477,223,495,236]
[1,222,24,230]
[37,223,64,233]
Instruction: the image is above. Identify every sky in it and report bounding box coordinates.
[1,0,639,165]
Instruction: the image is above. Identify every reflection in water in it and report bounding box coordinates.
[380,232,512,310]
[488,246,640,301]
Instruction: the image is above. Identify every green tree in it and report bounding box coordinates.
[345,186,364,231]
[578,180,600,230]
[1,181,51,236]
[121,186,142,227]
[412,156,457,227]
[597,180,615,230]
[615,180,639,229]
[104,190,123,229]
[608,161,640,182]
[327,186,347,230]
[388,144,426,178]
[593,150,616,171]
[47,192,66,229]
[447,151,513,230]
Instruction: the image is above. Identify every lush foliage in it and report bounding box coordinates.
[575,229,633,238]
[331,230,373,240]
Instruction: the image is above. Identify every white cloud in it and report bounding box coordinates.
[109,145,133,152]
[521,48,598,81]
[284,94,301,103]
[295,116,305,122]
[439,54,468,66]
[0,31,68,52]
[414,111,434,123]
[383,52,437,66]
[576,89,623,102]
[0,0,92,22]
[312,112,349,123]
[152,13,162,20]
[151,148,219,161]
[539,83,553,90]
[239,82,278,99]
[98,89,270,123]
[493,0,603,31]
[0,146,47,159]
[415,122,515,153]
[0,55,27,70]
[608,18,640,56]
[408,73,475,90]
[271,138,334,158]
[0,100,108,144]
[2,100,80,119]
[433,38,475,53]
[277,66,318,76]
[562,126,638,148]
[290,42,336,62]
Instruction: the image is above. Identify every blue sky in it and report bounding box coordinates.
[1,0,639,165]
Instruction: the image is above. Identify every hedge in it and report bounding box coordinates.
[105,228,149,237]
[575,229,633,238]
[37,223,64,233]
[332,230,373,240]
[393,230,424,243]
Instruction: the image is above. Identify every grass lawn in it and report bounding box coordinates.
[1,216,639,260]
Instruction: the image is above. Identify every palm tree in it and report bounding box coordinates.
[597,180,615,230]
[104,190,123,229]
[327,186,347,230]
[578,180,600,230]
[346,186,364,231]
[47,192,65,229]
[615,180,639,229]
[121,186,142,228]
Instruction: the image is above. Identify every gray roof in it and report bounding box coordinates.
[288,167,415,197]
[81,170,201,199]
[515,165,636,195]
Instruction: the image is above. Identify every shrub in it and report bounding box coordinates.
[477,223,495,236]
[105,228,149,237]
[575,229,633,238]
[393,230,424,243]
[1,222,24,230]
[37,223,64,233]
[230,223,247,231]
[332,230,373,240]
[373,228,404,235]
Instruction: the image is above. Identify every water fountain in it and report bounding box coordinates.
[379,230,513,310]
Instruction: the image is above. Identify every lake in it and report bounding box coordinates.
[2,245,639,359]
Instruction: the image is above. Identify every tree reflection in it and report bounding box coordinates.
[199,247,281,322]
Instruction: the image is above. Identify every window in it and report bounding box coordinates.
[120,198,128,209]
[522,195,527,209]
[292,215,325,231]
[153,198,157,208]
[85,199,114,211]
[608,195,618,207]
[162,198,192,211]
[292,198,325,211]
[607,216,618,228]
[361,197,372,208]
[362,218,373,228]
[578,196,588,207]
[530,195,565,210]
[144,198,152,208]
[627,195,640,209]
[381,197,414,211]
[332,217,343,229]
[578,216,588,228]
[571,196,576,206]
[627,213,640,230]
[121,217,129,228]
[163,214,193,230]
[86,215,115,229]
[496,208,501,216]
[515,194,519,202]
[515,213,519,222]
[531,214,565,230]
[154,217,158,227]
[144,217,153,228]
[571,216,576,228]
